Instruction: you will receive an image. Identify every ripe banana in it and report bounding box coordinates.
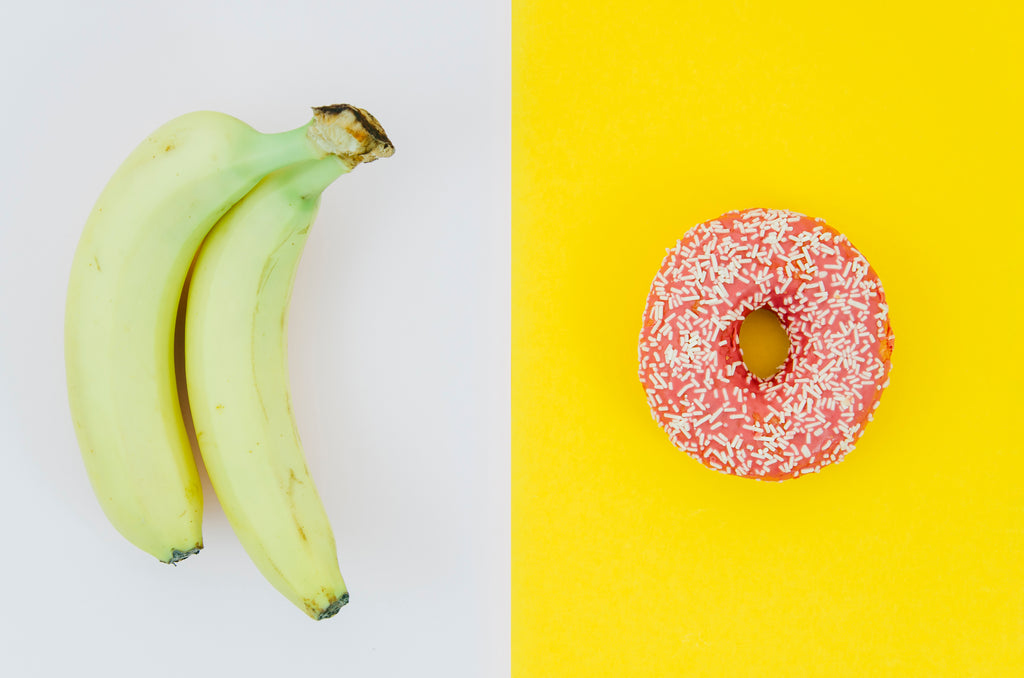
[184,110,393,619]
[65,106,382,563]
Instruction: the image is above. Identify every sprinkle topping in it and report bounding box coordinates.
[638,209,895,480]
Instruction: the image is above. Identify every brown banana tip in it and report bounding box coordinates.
[311,104,394,161]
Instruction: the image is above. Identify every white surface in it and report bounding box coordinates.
[0,2,510,676]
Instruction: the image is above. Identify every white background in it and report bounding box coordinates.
[0,1,509,676]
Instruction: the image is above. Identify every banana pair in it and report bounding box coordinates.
[64,105,393,619]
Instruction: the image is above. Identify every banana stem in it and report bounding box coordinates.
[277,154,352,198]
[306,104,395,167]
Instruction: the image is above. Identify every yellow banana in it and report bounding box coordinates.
[65,106,384,563]
[184,107,393,618]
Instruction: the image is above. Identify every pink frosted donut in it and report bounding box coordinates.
[638,208,895,480]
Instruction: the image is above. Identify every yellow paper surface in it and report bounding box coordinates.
[512,2,1024,676]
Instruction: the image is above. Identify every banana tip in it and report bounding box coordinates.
[165,545,202,565]
[315,592,350,620]
[309,104,394,164]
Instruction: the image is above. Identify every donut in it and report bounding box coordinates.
[637,208,894,480]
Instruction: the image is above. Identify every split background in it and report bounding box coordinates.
[1,1,1022,677]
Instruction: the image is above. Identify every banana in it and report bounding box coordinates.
[65,106,385,563]
[184,108,393,619]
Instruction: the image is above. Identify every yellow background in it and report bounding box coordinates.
[512,1,1023,676]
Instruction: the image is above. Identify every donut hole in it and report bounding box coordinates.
[739,307,790,379]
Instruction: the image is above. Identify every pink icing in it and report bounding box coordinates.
[638,208,895,480]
